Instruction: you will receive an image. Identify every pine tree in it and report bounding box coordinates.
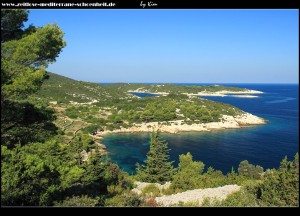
[259,153,299,206]
[136,130,174,184]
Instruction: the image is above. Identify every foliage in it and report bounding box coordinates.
[141,184,161,198]
[238,160,264,180]
[53,195,99,207]
[136,131,174,184]
[258,153,299,206]
[105,83,248,94]
[32,72,245,130]
[226,167,248,185]
[202,153,299,207]
[142,197,160,207]
[199,167,227,188]
[1,11,129,207]
[1,9,297,208]
[171,152,204,191]
[201,189,259,207]
[1,100,58,148]
[175,201,200,207]
[69,133,97,154]
[1,140,67,206]
[2,24,66,101]
[33,72,132,104]
[105,192,141,207]
[1,9,29,42]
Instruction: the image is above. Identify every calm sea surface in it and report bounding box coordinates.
[102,84,299,174]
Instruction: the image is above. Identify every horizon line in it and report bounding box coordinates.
[95,82,299,84]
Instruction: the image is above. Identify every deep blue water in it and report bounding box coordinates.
[102,84,299,175]
[131,92,158,97]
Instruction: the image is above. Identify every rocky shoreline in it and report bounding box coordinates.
[94,112,265,157]
[185,89,263,97]
[98,113,266,135]
[128,89,264,98]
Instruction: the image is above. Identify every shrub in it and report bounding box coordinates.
[171,152,204,191]
[105,192,141,207]
[141,184,161,197]
[142,197,160,207]
[53,195,99,207]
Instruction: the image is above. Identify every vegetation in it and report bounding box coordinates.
[33,72,132,104]
[1,9,66,149]
[1,12,66,103]
[31,72,245,136]
[136,131,174,184]
[134,132,298,207]
[171,152,204,191]
[258,153,299,206]
[1,9,132,207]
[201,154,299,207]
[141,184,161,198]
[105,83,249,94]
[1,9,297,207]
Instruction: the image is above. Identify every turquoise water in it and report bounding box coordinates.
[102,84,299,174]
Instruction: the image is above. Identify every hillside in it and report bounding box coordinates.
[30,72,267,135]
[103,83,259,95]
[2,10,297,207]
[33,72,134,104]
[34,73,263,105]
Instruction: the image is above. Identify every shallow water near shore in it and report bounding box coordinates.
[102,84,299,174]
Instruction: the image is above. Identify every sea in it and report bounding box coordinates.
[101,84,299,175]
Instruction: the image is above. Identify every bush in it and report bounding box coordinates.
[258,154,299,206]
[141,184,161,197]
[105,192,141,207]
[53,195,99,207]
[202,189,258,207]
[171,152,204,191]
[238,160,264,180]
[175,201,201,207]
[142,197,160,207]
[199,166,228,188]
[81,124,100,134]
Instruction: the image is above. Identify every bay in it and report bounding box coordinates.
[102,84,299,174]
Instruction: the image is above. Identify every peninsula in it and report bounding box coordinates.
[33,72,266,144]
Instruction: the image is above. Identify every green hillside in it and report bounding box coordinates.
[33,72,134,104]
[104,83,248,94]
[2,10,297,207]
[30,72,246,133]
[33,72,253,105]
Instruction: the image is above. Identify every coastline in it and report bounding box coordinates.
[97,113,266,136]
[128,89,264,98]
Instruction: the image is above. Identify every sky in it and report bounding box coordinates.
[26,9,298,83]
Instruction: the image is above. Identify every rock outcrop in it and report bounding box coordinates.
[99,113,265,135]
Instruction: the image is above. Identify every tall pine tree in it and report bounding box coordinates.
[136,130,174,184]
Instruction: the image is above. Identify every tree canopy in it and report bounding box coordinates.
[136,130,174,184]
[1,9,29,42]
[1,9,66,103]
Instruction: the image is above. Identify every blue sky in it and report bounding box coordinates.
[27,9,298,83]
